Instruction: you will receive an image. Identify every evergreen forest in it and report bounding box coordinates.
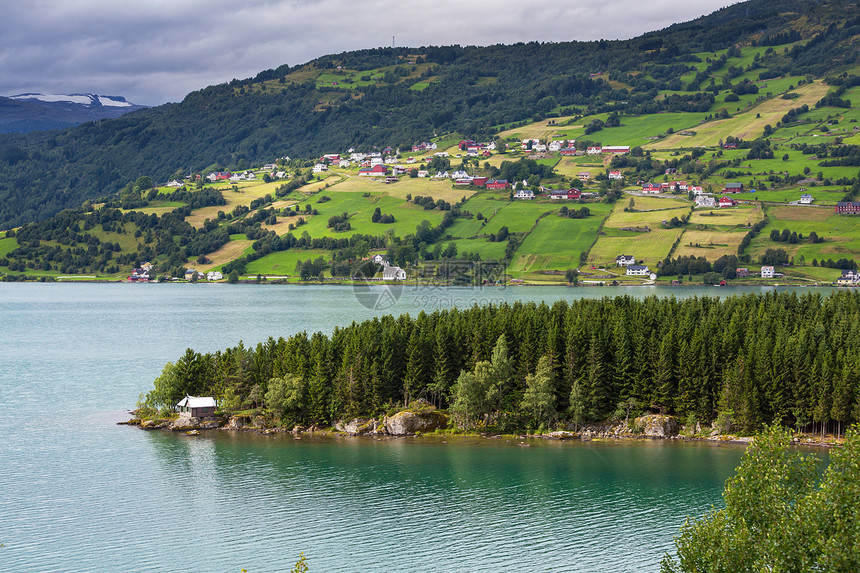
[140,291,860,435]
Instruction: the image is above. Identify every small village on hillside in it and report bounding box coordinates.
[3,39,860,288]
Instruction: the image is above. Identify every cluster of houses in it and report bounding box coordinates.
[128,262,153,282]
[615,256,790,281]
[514,186,598,200]
[519,140,631,156]
[182,268,223,281]
[615,255,651,277]
[637,178,752,210]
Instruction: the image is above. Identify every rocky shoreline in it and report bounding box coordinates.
[118,411,841,448]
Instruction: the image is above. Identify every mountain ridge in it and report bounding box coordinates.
[0,92,146,134]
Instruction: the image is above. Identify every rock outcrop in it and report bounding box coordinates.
[383,409,448,435]
[334,418,381,435]
[634,414,679,437]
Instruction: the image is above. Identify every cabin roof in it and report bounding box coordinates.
[176,396,216,408]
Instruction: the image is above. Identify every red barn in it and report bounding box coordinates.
[471,177,488,187]
[836,201,860,214]
[486,179,510,190]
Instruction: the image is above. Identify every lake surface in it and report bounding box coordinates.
[0,283,828,572]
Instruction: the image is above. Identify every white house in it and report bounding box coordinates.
[586,146,602,155]
[838,270,859,285]
[167,180,183,187]
[417,170,429,178]
[263,163,278,170]
[313,163,328,173]
[176,396,216,419]
[616,255,636,266]
[451,170,469,179]
[800,194,814,204]
[608,171,623,180]
[338,160,351,168]
[695,195,717,208]
[207,271,223,281]
[514,188,535,200]
[761,266,775,278]
[383,266,407,280]
[626,265,650,276]
[548,140,563,152]
[372,254,389,266]
[370,157,385,166]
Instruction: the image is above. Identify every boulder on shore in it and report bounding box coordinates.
[383,409,448,435]
[334,418,381,435]
[634,414,679,437]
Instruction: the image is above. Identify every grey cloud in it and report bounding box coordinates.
[0,0,734,106]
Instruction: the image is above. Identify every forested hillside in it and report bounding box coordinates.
[139,291,860,435]
[0,0,858,229]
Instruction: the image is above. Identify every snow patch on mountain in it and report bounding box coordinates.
[8,93,135,107]
[97,96,132,107]
[10,93,92,105]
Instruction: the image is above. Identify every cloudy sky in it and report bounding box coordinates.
[0,0,736,106]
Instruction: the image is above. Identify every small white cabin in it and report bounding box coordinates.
[176,396,216,418]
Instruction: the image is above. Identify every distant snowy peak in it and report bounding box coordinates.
[8,93,136,107]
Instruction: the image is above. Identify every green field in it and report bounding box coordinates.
[243,248,332,276]
[747,206,860,264]
[448,238,508,260]
[0,236,17,258]
[481,202,556,234]
[508,205,611,277]
[588,228,684,268]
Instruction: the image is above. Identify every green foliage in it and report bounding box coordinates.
[265,375,306,420]
[662,424,860,572]
[521,355,557,428]
[451,334,513,429]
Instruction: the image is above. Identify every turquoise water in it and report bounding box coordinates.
[0,283,816,572]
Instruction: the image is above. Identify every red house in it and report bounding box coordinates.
[471,177,488,187]
[718,196,737,208]
[567,188,582,199]
[601,146,630,154]
[836,201,860,214]
[560,147,578,156]
[724,182,744,193]
[358,165,389,177]
[486,179,510,190]
[459,140,476,151]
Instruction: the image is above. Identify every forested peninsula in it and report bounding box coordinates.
[138,291,860,436]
